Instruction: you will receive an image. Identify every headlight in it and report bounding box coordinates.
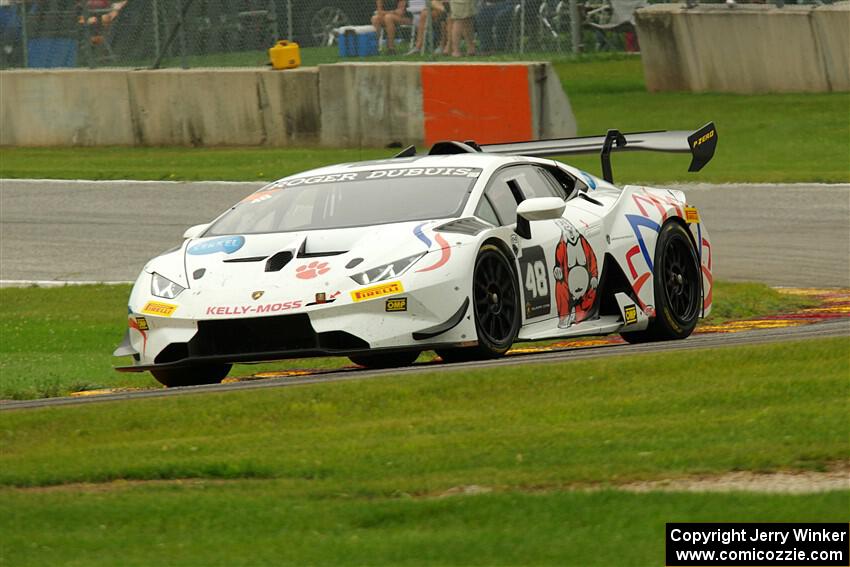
[350,253,424,286]
[151,273,186,299]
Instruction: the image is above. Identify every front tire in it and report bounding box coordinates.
[437,244,520,362]
[349,351,420,369]
[621,222,701,343]
[151,364,232,388]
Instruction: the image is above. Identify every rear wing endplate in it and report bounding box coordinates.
[479,122,718,184]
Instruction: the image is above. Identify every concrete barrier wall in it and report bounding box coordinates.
[319,63,424,148]
[636,2,850,93]
[0,62,575,147]
[0,67,321,146]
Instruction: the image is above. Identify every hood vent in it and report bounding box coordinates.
[265,251,294,272]
[297,239,347,259]
[223,256,268,263]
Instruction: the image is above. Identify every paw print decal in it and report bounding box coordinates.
[295,261,331,280]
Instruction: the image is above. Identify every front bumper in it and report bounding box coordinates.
[116,276,475,371]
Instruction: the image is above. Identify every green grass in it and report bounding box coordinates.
[0,338,847,565]
[2,337,847,489]
[0,146,389,182]
[1,57,847,182]
[1,488,847,567]
[0,282,817,400]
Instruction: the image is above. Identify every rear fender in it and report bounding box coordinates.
[604,186,702,318]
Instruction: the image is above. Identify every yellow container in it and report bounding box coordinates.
[269,40,301,70]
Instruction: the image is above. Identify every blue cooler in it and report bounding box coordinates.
[337,25,378,57]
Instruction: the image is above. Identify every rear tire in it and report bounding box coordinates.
[436,244,520,362]
[151,364,232,388]
[349,351,420,369]
[620,222,701,343]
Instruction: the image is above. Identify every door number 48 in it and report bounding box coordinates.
[524,260,549,298]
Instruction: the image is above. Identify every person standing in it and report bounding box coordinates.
[449,0,476,56]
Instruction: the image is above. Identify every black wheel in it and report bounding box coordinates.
[150,364,232,388]
[349,351,420,369]
[436,244,520,362]
[309,6,350,46]
[621,222,701,343]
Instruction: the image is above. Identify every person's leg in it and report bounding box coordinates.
[450,18,463,56]
[385,13,411,52]
[415,13,426,49]
[371,12,383,33]
[463,18,475,55]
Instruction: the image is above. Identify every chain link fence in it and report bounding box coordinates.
[0,0,832,69]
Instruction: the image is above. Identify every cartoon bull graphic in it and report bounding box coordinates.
[553,219,599,328]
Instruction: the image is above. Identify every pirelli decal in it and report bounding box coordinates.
[351,281,404,302]
[141,301,178,317]
[684,206,701,224]
[691,128,715,149]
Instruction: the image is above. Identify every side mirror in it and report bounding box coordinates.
[517,197,566,221]
[182,223,209,240]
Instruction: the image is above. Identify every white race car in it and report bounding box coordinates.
[115,124,718,387]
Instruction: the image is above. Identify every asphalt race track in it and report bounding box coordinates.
[1,318,846,411]
[1,180,848,287]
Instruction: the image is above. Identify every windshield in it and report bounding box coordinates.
[206,167,481,236]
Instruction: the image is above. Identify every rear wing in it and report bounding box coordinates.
[481,122,717,184]
[405,122,717,185]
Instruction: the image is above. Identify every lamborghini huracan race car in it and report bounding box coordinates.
[115,124,718,387]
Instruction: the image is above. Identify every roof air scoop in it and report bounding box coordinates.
[428,141,482,155]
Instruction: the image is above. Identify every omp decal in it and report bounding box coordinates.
[624,304,638,325]
[554,219,599,328]
[205,300,302,316]
[416,234,452,272]
[128,317,148,353]
[580,171,597,190]
[295,261,330,280]
[692,128,715,148]
[188,235,245,256]
[385,298,408,312]
[519,246,551,319]
[685,206,701,224]
[413,222,432,248]
[625,214,661,272]
[351,281,404,302]
[142,301,177,317]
